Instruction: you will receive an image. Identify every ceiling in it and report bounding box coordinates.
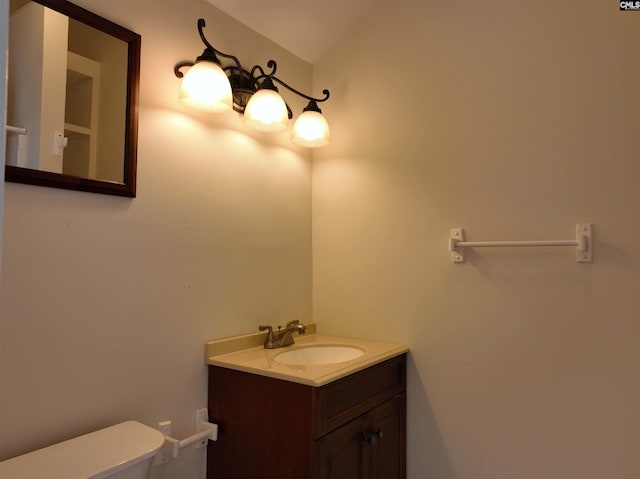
[205,0,376,64]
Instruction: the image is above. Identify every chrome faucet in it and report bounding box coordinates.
[259,320,306,349]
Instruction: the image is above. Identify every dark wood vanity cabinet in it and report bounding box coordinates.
[207,354,406,479]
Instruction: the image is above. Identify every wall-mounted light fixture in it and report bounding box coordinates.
[174,19,331,148]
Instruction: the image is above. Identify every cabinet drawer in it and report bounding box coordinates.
[315,354,406,438]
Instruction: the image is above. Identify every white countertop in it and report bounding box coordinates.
[206,332,408,386]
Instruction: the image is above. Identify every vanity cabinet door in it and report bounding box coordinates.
[315,414,368,479]
[365,394,406,479]
[315,394,406,479]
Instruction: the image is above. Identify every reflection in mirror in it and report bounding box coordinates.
[5,0,140,197]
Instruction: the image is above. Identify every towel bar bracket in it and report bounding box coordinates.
[449,223,593,263]
[449,229,465,263]
[576,223,593,263]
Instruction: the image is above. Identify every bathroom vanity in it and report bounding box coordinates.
[205,330,408,479]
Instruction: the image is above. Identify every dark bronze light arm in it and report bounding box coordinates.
[173,17,332,147]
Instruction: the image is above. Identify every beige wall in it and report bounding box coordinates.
[0,1,312,478]
[313,1,640,478]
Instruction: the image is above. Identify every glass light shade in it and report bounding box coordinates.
[243,89,289,132]
[179,61,232,113]
[291,110,330,147]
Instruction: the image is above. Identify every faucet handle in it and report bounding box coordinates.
[285,320,300,328]
[259,325,276,348]
[259,324,274,336]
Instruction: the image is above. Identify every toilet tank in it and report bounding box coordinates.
[0,421,165,479]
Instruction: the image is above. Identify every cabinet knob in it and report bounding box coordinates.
[363,429,383,445]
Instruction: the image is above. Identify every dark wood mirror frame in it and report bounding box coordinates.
[5,0,141,197]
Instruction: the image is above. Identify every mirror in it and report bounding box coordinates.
[5,0,140,197]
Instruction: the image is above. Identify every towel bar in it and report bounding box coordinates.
[6,125,27,135]
[449,224,593,263]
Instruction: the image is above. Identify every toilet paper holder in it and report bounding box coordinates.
[158,408,218,462]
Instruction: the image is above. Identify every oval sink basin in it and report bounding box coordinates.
[274,345,364,366]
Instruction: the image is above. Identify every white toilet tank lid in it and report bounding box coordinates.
[0,421,165,479]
